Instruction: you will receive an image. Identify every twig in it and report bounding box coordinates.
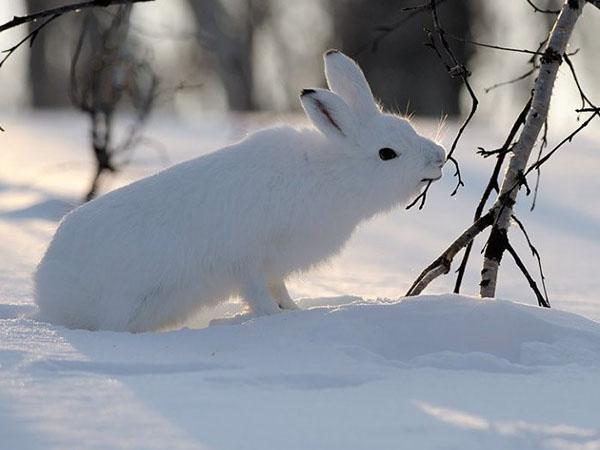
[0,14,59,68]
[530,119,548,210]
[484,67,537,94]
[504,233,551,307]
[526,110,599,174]
[511,214,550,303]
[444,33,547,56]
[406,0,477,207]
[405,180,432,210]
[0,0,153,33]
[356,0,452,55]
[563,54,597,112]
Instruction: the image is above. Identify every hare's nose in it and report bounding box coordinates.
[429,148,445,168]
[433,145,446,167]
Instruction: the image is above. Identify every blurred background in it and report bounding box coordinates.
[1,0,599,123]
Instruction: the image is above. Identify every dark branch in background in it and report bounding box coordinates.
[444,33,547,56]
[405,0,478,209]
[354,0,452,55]
[0,0,154,132]
[69,5,201,201]
[0,0,153,33]
[70,6,159,201]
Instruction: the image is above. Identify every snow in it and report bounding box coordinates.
[1,112,600,449]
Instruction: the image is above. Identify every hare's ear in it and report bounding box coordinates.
[324,49,379,121]
[300,88,356,139]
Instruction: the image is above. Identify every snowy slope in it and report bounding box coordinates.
[2,296,600,450]
[1,113,600,449]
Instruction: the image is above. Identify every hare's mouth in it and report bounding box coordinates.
[421,175,442,182]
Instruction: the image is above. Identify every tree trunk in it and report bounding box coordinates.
[26,0,77,108]
[479,0,584,297]
[187,0,257,111]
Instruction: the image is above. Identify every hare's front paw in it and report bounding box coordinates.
[242,277,282,317]
[269,280,300,311]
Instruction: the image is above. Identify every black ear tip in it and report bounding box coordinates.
[325,49,340,56]
[301,88,316,97]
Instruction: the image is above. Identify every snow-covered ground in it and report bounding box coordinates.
[1,112,599,449]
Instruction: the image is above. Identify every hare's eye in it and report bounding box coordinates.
[379,148,398,161]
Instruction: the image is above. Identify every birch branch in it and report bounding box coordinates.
[479,0,585,298]
[453,96,532,293]
[406,212,495,296]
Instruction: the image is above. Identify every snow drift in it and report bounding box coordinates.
[3,295,600,450]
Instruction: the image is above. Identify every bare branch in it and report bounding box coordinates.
[480,0,585,297]
[453,96,532,293]
[0,0,153,33]
[563,54,597,111]
[405,0,477,207]
[0,14,59,68]
[444,33,547,56]
[511,214,550,304]
[357,0,452,55]
[504,234,551,308]
[406,211,495,296]
[484,67,537,94]
[405,180,432,210]
[526,110,599,174]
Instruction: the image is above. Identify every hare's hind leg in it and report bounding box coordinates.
[241,275,281,316]
[269,280,299,310]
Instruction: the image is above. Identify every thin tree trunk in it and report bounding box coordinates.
[26,0,71,108]
[187,0,257,111]
[479,0,584,297]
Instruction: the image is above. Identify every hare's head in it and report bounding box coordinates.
[300,50,446,209]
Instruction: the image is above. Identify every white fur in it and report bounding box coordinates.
[34,50,446,332]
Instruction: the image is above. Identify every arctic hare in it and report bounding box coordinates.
[34,50,446,332]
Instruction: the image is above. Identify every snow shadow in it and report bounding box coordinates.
[0,197,75,222]
[0,303,37,320]
[415,400,600,450]
[28,359,240,376]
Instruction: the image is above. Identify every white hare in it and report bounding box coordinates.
[34,50,446,332]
